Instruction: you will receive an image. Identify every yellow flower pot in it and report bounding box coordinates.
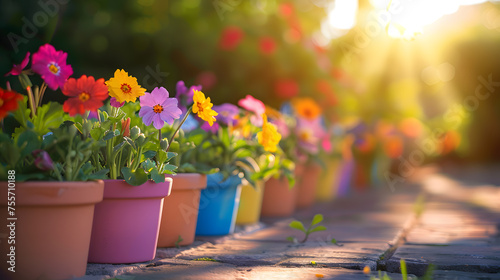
[315,158,341,202]
[236,181,264,225]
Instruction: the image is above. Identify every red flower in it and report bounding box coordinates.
[62,75,108,116]
[219,26,244,50]
[259,37,277,55]
[274,79,299,99]
[315,80,338,106]
[279,3,294,18]
[0,87,23,121]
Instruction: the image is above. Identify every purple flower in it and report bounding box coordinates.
[5,52,30,76]
[139,87,182,129]
[31,44,73,90]
[175,80,202,114]
[110,97,125,108]
[201,120,219,133]
[32,150,54,171]
[213,103,239,125]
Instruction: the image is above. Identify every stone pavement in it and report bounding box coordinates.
[79,165,500,280]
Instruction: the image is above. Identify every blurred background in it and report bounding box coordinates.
[1,0,500,164]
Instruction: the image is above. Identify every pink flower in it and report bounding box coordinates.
[270,117,290,138]
[5,52,30,76]
[238,95,265,126]
[139,87,182,129]
[110,97,125,108]
[32,44,73,90]
[295,117,326,154]
[32,150,54,171]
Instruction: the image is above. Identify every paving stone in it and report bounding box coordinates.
[113,259,238,280]
[431,270,500,280]
[175,240,288,266]
[119,264,417,280]
[387,244,500,276]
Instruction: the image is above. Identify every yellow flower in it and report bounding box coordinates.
[192,90,218,126]
[106,69,146,103]
[292,97,322,120]
[257,114,281,152]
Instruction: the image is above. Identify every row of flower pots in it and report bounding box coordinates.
[0,157,347,280]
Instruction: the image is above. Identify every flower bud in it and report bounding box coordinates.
[160,138,169,150]
[130,126,140,140]
[32,150,54,171]
[135,134,146,146]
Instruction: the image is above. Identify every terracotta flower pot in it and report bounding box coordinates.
[315,158,341,202]
[236,181,264,225]
[195,173,242,236]
[0,180,104,280]
[295,162,323,209]
[88,178,172,263]
[157,173,207,248]
[261,176,296,217]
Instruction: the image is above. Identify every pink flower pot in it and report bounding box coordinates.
[88,179,172,263]
[157,173,207,248]
[0,180,104,280]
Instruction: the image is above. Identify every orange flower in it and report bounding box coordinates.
[0,87,23,121]
[292,97,322,120]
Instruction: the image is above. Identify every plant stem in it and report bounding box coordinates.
[26,86,36,117]
[38,82,47,107]
[166,106,192,152]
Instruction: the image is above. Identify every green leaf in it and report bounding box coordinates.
[103,130,117,141]
[150,168,165,183]
[157,149,168,164]
[162,164,177,174]
[90,127,105,141]
[143,150,156,159]
[311,214,324,226]
[308,225,327,233]
[289,221,306,233]
[17,130,41,158]
[121,167,148,186]
[286,236,297,243]
[166,152,177,162]
[400,259,407,280]
[175,235,184,249]
[112,141,126,154]
[142,159,156,172]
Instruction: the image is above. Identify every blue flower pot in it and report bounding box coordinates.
[195,173,242,236]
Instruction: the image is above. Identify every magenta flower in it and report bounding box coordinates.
[213,103,239,125]
[32,150,54,171]
[5,52,30,76]
[201,120,219,133]
[238,95,265,126]
[110,97,125,108]
[176,80,202,114]
[139,87,182,129]
[32,44,73,90]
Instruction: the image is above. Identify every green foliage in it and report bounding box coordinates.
[287,214,335,243]
[193,257,218,262]
[175,235,184,249]
[401,259,407,280]
[77,102,179,185]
